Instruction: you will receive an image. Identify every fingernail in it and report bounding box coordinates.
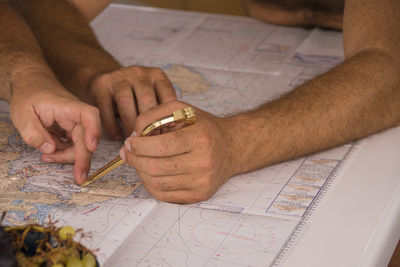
[42,157,53,163]
[130,131,137,137]
[124,140,131,152]
[40,142,54,154]
[120,149,126,161]
[81,171,88,182]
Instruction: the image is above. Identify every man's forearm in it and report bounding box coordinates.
[227,49,400,175]
[10,0,121,102]
[0,2,56,102]
[232,0,400,175]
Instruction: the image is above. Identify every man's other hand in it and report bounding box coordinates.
[88,66,177,140]
[10,71,101,184]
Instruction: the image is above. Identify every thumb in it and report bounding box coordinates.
[15,114,56,154]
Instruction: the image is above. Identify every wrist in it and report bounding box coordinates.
[10,66,72,105]
[221,113,253,176]
[11,64,54,95]
[223,111,281,176]
[1,54,50,102]
[66,58,121,103]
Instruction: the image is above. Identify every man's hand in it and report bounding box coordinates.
[88,66,177,140]
[119,100,236,204]
[10,71,101,184]
[8,0,177,142]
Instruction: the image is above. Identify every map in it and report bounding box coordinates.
[0,107,142,225]
[0,4,355,267]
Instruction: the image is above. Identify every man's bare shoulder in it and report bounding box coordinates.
[243,0,345,30]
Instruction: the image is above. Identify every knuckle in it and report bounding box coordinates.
[198,176,213,189]
[128,66,146,77]
[146,161,160,176]
[115,93,131,105]
[197,133,213,147]
[143,182,160,198]
[112,69,124,78]
[148,180,168,194]
[138,92,156,107]
[151,67,167,79]
[164,90,177,101]
[115,83,131,93]
[154,179,168,191]
[135,78,151,90]
[87,105,100,117]
[191,191,211,203]
[146,177,158,189]
[155,192,169,202]
[91,74,111,89]
[198,157,215,171]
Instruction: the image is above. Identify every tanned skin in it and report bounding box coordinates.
[8,0,400,202]
[121,0,400,203]
[10,0,177,143]
[0,1,101,184]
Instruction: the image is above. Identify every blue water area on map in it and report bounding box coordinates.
[33,203,58,225]
[10,199,24,205]
[4,210,26,226]
[7,132,27,152]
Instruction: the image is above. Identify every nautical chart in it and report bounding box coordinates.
[0,4,353,266]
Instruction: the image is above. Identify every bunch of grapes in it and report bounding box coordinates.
[1,212,98,267]
[0,225,17,267]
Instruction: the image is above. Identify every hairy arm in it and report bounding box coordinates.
[229,0,400,174]
[121,0,400,203]
[0,1,52,101]
[10,0,176,140]
[9,0,120,102]
[0,1,101,184]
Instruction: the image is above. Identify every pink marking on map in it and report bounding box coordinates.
[83,206,99,215]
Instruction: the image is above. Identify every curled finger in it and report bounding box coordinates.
[128,68,157,113]
[113,81,137,136]
[14,109,56,154]
[124,128,193,157]
[41,146,74,164]
[127,151,195,177]
[150,68,177,103]
[139,176,211,204]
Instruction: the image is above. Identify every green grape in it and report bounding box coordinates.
[66,257,83,267]
[51,264,64,267]
[82,253,96,267]
[59,226,76,240]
